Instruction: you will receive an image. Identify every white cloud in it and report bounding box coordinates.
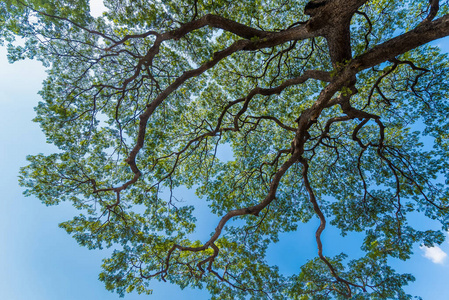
[90,0,107,18]
[421,246,447,264]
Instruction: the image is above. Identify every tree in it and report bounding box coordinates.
[2,0,449,298]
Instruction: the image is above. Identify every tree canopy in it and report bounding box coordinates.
[3,0,449,298]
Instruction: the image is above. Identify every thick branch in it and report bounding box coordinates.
[355,14,449,70]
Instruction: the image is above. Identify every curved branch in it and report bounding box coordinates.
[299,157,364,298]
[419,0,440,25]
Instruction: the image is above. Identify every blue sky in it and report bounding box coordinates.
[1,3,449,299]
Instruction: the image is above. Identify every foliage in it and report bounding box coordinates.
[3,0,449,298]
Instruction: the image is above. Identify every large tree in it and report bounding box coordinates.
[3,0,449,298]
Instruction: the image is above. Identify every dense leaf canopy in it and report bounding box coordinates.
[3,0,449,298]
